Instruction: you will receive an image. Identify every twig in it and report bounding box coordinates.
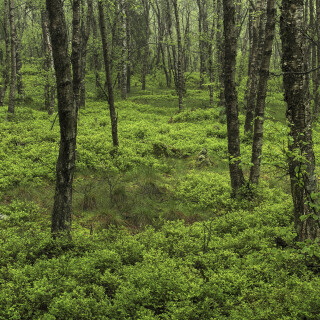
[50,113,58,130]
[270,66,320,77]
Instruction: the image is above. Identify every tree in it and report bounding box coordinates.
[197,0,208,89]
[41,9,55,115]
[172,0,184,112]
[244,0,266,134]
[47,0,79,237]
[79,0,93,109]
[223,0,245,195]
[249,0,275,184]
[8,0,16,114]
[98,0,119,147]
[120,0,127,99]
[141,0,150,90]
[0,0,10,106]
[280,0,320,241]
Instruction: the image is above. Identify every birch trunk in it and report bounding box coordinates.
[280,0,320,241]
[47,0,78,236]
[223,0,245,195]
[249,0,275,184]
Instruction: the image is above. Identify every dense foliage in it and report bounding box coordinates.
[1,67,320,319]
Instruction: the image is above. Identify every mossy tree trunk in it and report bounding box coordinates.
[280,0,320,241]
[249,0,276,184]
[0,0,10,106]
[8,0,16,114]
[47,0,79,237]
[98,0,119,147]
[223,0,245,196]
[172,0,184,112]
[141,0,150,90]
[41,10,55,115]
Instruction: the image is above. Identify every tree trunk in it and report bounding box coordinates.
[244,0,264,134]
[197,0,206,88]
[71,0,81,112]
[0,0,10,106]
[79,0,92,109]
[223,0,245,195]
[249,0,275,184]
[41,10,55,115]
[314,0,320,117]
[208,0,215,107]
[98,1,119,147]
[141,0,150,90]
[280,0,320,241]
[8,0,16,114]
[216,0,225,107]
[126,5,131,93]
[120,0,127,99]
[172,0,184,112]
[47,0,78,237]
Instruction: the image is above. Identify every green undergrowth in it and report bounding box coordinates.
[1,194,320,319]
[1,71,320,318]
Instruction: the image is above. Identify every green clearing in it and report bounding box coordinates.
[1,69,320,319]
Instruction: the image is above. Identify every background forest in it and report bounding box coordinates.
[1,0,320,319]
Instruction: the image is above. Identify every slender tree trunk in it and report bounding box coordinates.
[310,0,316,112]
[280,0,320,241]
[244,0,264,133]
[141,0,150,90]
[41,10,55,115]
[314,0,320,117]
[79,0,92,109]
[71,0,81,112]
[172,0,184,112]
[223,0,245,195]
[98,1,119,147]
[0,0,10,106]
[15,6,27,101]
[216,0,225,107]
[249,0,275,184]
[120,0,127,99]
[90,3,100,87]
[47,0,78,237]
[208,0,215,107]
[16,44,24,100]
[197,0,205,88]
[126,5,131,93]
[8,0,16,114]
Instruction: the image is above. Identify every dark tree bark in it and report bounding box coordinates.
[208,0,216,107]
[314,0,320,117]
[41,10,55,115]
[126,5,131,93]
[197,0,208,88]
[223,0,245,195]
[280,0,320,241]
[120,0,127,99]
[8,0,16,114]
[79,0,93,109]
[152,0,171,87]
[216,0,225,107]
[0,0,10,106]
[47,0,78,236]
[249,0,275,184]
[90,1,100,88]
[141,0,150,90]
[15,7,27,101]
[244,0,266,134]
[71,0,81,112]
[172,0,184,112]
[98,1,119,147]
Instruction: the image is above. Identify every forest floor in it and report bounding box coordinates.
[1,67,320,319]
